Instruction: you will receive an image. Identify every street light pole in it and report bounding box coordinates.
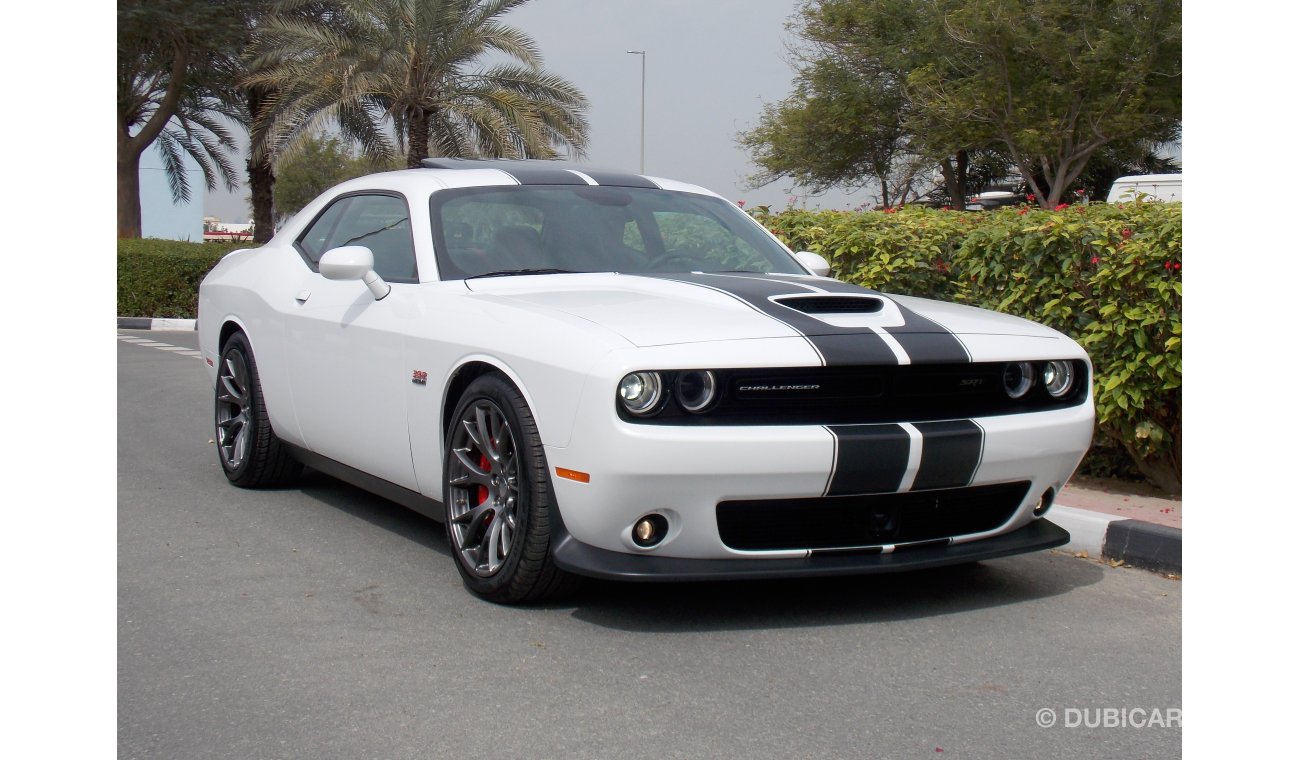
[627,50,645,173]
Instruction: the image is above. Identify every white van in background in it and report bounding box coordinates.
[1107,174,1182,203]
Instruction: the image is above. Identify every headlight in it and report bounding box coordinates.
[618,371,663,415]
[1042,361,1074,398]
[676,370,717,413]
[1002,362,1034,399]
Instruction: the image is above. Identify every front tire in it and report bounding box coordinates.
[444,373,573,603]
[214,332,301,487]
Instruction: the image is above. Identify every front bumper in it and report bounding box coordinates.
[551,518,1070,581]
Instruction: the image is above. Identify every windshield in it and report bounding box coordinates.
[429,185,805,280]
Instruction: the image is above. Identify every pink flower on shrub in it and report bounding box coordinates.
[737,200,746,208]
[1173,262,1181,271]
[1054,203,1069,211]
[1122,228,1132,239]
[1026,194,1035,202]
[1016,208,1028,215]
[1091,256,1099,264]
[1164,261,1172,270]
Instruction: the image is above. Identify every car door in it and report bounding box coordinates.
[285,191,421,490]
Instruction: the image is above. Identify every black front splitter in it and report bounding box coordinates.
[550,519,1069,582]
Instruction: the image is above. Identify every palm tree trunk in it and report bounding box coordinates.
[248,155,275,243]
[247,86,276,243]
[118,133,143,238]
[407,110,430,168]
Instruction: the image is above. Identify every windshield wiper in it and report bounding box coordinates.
[465,268,580,279]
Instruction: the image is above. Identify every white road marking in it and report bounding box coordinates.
[117,333,204,360]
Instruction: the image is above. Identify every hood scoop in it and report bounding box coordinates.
[775,295,885,315]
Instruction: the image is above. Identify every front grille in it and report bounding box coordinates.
[716,481,1031,551]
[621,361,1088,426]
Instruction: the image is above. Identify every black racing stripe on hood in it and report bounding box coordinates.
[760,274,971,363]
[631,272,899,365]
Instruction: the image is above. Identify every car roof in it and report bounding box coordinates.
[322,160,722,199]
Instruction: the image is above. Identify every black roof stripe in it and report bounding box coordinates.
[580,170,660,189]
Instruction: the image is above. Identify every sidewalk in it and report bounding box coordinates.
[1053,476,1181,575]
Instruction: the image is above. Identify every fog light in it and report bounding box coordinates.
[676,370,717,412]
[1042,361,1074,398]
[632,514,668,547]
[1002,362,1034,399]
[619,371,663,416]
[1033,488,1056,517]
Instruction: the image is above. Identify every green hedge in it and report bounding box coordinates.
[117,239,241,318]
[752,202,1182,493]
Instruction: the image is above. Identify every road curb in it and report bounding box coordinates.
[1050,505,1181,574]
[118,317,197,331]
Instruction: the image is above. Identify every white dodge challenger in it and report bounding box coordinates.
[198,159,1094,603]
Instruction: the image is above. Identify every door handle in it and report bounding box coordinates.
[295,289,311,303]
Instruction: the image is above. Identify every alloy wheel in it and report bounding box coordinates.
[215,350,251,470]
[447,400,521,577]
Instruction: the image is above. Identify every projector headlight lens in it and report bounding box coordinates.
[618,372,663,415]
[1042,361,1075,398]
[676,370,717,413]
[1002,362,1034,399]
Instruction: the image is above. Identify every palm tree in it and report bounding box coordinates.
[118,0,246,238]
[245,0,589,170]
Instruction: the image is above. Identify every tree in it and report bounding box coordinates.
[271,134,399,219]
[742,54,917,208]
[908,0,1181,208]
[244,0,589,170]
[743,0,1180,210]
[117,0,248,238]
[743,0,991,209]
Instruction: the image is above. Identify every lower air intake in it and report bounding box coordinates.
[716,481,1031,551]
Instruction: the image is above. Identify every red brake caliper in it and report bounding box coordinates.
[476,453,490,507]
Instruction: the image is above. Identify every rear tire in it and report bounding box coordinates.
[444,373,575,603]
[214,332,301,487]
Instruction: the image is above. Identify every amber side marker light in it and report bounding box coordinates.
[555,467,591,483]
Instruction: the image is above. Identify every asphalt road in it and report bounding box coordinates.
[119,329,1181,759]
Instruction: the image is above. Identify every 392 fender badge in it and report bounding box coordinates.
[412,370,428,385]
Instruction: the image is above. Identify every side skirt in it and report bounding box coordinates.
[282,443,445,523]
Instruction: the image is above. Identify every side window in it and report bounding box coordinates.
[296,194,418,282]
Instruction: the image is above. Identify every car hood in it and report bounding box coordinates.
[463,272,1065,355]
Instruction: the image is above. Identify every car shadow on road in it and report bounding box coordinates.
[296,469,453,558]
[561,553,1105,632]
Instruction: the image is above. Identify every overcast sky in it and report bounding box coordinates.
[207,0,880,221]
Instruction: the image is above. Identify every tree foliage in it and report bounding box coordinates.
[908,0,1182,207]
[245,0,590,168]
[744,0,1181,209]
[272,134,399,219]
[742,0,942,207]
